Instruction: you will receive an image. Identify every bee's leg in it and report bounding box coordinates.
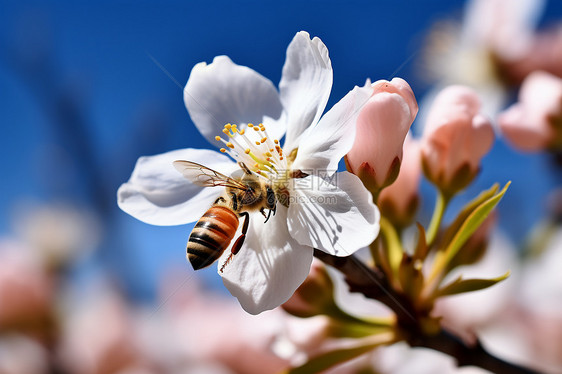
[238,162,252,175]
[231,192,238,211]
[220,212,250,273]
[262,207,274,223]
[214,196,226,204]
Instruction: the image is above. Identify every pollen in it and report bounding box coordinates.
[215,136,222,141]
[214,122,288,176]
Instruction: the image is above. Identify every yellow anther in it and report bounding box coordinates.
[225,124,232,130]
[255,141,260,145]
[270,148,274,152]
[248,123,254,127]
[265,152,272,157]
[261,137,267,143]
[239,129,245,135]
[274,139,279,144]
[220,148,227,153]
[245,148,251,154]
[280,156,284,160]
[253,127,260,131]
[215,136,222,141]
[254,163,259,169]
[223,129,230,135]
[226,142,235,149]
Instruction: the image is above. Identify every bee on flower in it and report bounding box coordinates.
[118,31,380,314]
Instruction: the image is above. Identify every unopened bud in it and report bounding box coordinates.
[281,261,336,318]
[346,78,418,195]
[420,86,494,197]
[378,135,422,228]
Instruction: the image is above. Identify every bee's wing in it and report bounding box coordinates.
[173,160,248,190]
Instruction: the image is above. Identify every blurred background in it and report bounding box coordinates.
[1,1,562,373]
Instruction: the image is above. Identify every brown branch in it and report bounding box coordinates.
[313,250,540,374]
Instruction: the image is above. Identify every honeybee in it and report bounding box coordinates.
[173,160,276,272]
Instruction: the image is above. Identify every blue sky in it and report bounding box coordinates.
[2,0,561,301]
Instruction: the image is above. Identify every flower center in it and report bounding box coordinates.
[215,123,289,179]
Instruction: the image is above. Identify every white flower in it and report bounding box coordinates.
[118,31,380,314]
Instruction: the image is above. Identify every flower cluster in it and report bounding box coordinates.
[116,15,562,372]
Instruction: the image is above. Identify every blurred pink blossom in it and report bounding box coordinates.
[13,203,101,270]
[156,273,289,374]
[421,86,494,195]
[498,71,562,152]
[0,335,50,374]
[346,78,418,191]
[0,240,55,340]
[57,289,149,374]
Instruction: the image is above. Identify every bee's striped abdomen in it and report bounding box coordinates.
[187,206,239,270]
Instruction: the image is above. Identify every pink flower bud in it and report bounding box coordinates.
[421,86,494,196]
[281,260,335,318]
[346,78,418,192]
[378,135,422,228]
[498,71,562,152]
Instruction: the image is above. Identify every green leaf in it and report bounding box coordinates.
[412,223,429,261]
[429,182,510,283]
[440,183,499,249]
[379,217,403,281]
[434,271,511,298]
[283,337,392,374]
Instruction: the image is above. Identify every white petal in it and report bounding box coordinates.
[280,31,333,152]
[220,206,314,314]
[292,83,372,174]
[184,56,284,145]
[117,149,238,226]
[287,172,380,256]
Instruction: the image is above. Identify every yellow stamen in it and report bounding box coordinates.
[253,127,260,131]
[274,139,279,144]
[239,129,245,135]
[215,136,221,141]
[226,142,234,149]
[245,148,251,154]
[220,148,226,153]
[225,124,232,130]
[248,123,254,127]
[255,141,260,145]
[261,137,267,143]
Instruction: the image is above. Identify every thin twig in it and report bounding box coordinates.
[313,250,540,374]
